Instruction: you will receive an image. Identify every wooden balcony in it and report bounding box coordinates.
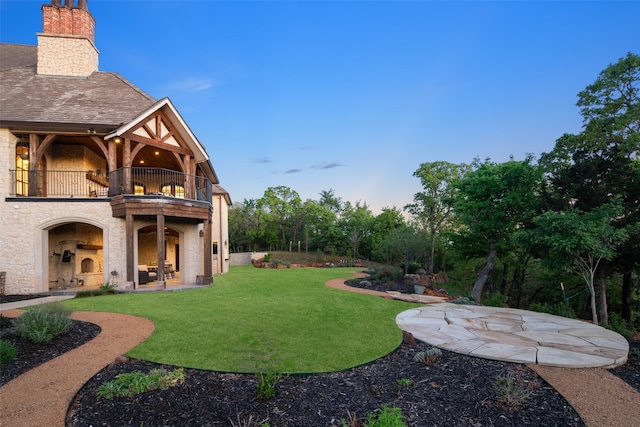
[9,167,212,203]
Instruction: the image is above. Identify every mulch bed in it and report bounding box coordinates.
[66,341,586,427]
[609,341,640,393]
[0,318,101,386]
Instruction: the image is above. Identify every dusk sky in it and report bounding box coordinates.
[2,0,639,213]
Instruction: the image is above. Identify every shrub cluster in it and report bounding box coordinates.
[0,339,17,365]
[97,368,185,399]
[13,304,72,343]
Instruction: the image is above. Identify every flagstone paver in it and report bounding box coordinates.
[396,303,629,368]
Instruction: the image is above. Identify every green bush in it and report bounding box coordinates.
[483,293,509,308]
[528,302,572,318]
[0,339,17,365]
[97,368,185,399]
[494,373,531,409]
[99,282,119,293]
[0,314,13,329]
[374,266,402,283]
[606,312,635,339]
[13,304,72,343]
[364,404,406,427]
[75,288,118,298]
[255,372,281,399]
[413,347,442,365]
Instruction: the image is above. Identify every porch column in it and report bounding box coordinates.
[203,215,213,278]
[126,212,135,287]
[28,134,38,197]
[123,138,132,194]
[108,140,117,197]
[156,212,166,288]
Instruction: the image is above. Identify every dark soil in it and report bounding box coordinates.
[0,318,101,386]
[0,294,49,303]
[609,341,640,393]
[67,341,587,427]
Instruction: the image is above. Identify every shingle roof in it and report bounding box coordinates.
[0,43,157,130]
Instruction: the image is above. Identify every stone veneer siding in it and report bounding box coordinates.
[0,200,125,294]
[37,33,98,77]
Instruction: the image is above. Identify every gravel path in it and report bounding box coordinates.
[0,310,155,427]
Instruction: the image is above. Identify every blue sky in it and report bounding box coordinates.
[2,1,639,213]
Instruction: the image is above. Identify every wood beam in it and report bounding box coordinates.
[121,131,192,156]
[89,135,109,159]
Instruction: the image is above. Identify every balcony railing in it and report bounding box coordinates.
[9,167,212,203]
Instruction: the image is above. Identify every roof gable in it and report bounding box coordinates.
[107,98,218,183]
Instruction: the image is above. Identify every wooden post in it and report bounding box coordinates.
[123,138,132,194]
[156,212,165,288]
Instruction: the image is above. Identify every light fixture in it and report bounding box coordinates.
[114,137,122,143]
[140,160,145,164]
[155,151,160,155]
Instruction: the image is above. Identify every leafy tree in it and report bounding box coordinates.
[341,201,374,259]
[453,157,542,303]
[372,224,428,271]
[540,52,640,323]
[518,203,628,324]
[318,188,343,216]
[228,199,259,252]
[406,161,471,274]
[256,186,302,250]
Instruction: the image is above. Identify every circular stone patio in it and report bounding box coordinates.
[396,303,629,368]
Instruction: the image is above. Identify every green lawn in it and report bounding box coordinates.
[63,266,415,373]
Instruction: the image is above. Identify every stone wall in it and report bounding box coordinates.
[229,252,268,266]
[37,33,98,77]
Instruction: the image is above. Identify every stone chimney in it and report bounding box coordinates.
[37,0,98,77]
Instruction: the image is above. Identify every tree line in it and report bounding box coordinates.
[229,53,639,330]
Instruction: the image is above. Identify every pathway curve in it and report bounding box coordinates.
[0,310,155,427]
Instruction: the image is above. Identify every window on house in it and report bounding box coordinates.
[161,183,185,198]
[15,140,29,196]
[212,242,218,255]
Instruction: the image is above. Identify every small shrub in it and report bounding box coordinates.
[13,303,72,343]
[255,372,280,399]
[99,282,119,293]
[0,339,17,365]
[97,368,185,399]
[528,302,571,317]
[374,266,402,283]
[484,293,509,308]
[0,314,13,329]
[494,373,531,409]
[606,312,635,339]
[229,413,270,427]
[263,253,271,262]
[364,404,406,427]
[74,288,118,298]
[413,347,442,365]
[396,378,412,387]
[450,296,475,305]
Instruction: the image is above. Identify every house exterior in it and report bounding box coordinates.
[0,0,230,294]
